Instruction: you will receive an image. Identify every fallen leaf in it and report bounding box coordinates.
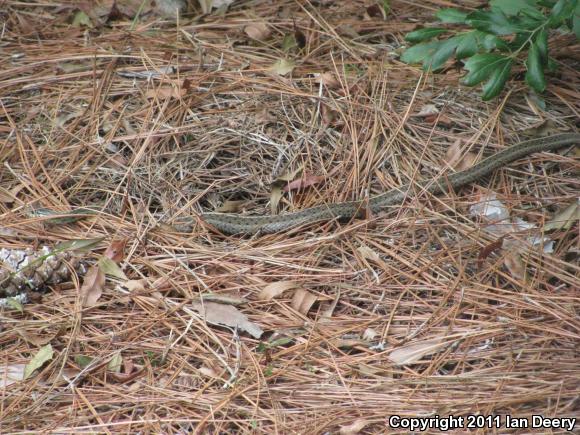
[259,281,300,300]
[244,23,271,41]
[17,329,57,346]
[282,174,325,193]
[270,59,295,76]
[145,85,186,100]
[503,249,527,281]
[72,11,93,27]
[108,351,122,373]
[192,302,263,338]
[477,237,504,269]
[413,104,438,117]
[198,366,218,378]
[291,288,317,315]
[321,288,340,319]
[75,355,94,368]
[216,200,246,213]
[282,33,298,51]
[80,265,106,307]
[543,200,580,232]
[24,344,54,379]
[321,104,339,125]
[445,139,478,172]
[124,279,147,293]
[6,298,23,313]
[270,164,304,212]
[332,337,366,348]
[104,239,127,262]
[388,336,447,366]
[56,237,104,252]
[315,72,340,89]
[200,293,248,305]
[340,418,371,435]
[0,364,26,387]
[362,328,378,341]
[357,245,381,262]
[270,185,284,214]
[98,256,127,280]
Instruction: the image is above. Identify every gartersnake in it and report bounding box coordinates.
[200,133,579,234]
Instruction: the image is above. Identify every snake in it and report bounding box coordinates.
[199,133,579,234]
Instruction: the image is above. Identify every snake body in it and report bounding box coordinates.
[200,133,579,234]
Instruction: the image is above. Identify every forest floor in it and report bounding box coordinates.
[1,1,578,433]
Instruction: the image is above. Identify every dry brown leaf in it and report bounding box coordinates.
[216,200,246,213]
[356,245,381,262]
[198,366,219,378]
[543,200,580,232]
[145,85,186,100]
[291,288,317,314]
[413,104,438,117]
[0,364,26,388]
[17,329,58,346]
[282,174,325,193]
[124,279,147,293]
[339,418,371,435]
[362,327,378,341]
[445,139,478,172]
[503,249,527,281]
[200,293,248,305]
[477,237,504,269]
[315,72,340,89]
[258,281,300,300]
[388,336,447,366]
[104,238,127,262]
[80,265,105,307]
[244,23,271,41]
[321,288,340,319]
[270,185,284,214]
[192,302,263,338]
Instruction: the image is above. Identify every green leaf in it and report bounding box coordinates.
[55,237,105,252]
[462,54,509,86]
[490,0,539,16]
[466,9,519,35]
[382,0,391,15]
[75,355,94,368]
[24,344,54,379]
[108,351,122,373]
[573,1,580,38]
[427,36,462,70]
[547,0,577,27]
[480,33,510,51]
[482,58,513,100]
[526,41,547,92]
[6,297,24,313]
[400,40,442,64]
[97,256,127,280]
[282,34,297,51]
[405,28,447,43]
[456,31,478,58]
[436,8,468,23]
[547,56,559,71]
[269,59,295,76]
[535,29,549,62]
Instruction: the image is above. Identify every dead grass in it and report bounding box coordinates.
[0,0,578,433]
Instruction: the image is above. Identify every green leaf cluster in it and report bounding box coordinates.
[401,0,579,100]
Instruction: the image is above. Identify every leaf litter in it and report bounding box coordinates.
[0,1,578,432]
